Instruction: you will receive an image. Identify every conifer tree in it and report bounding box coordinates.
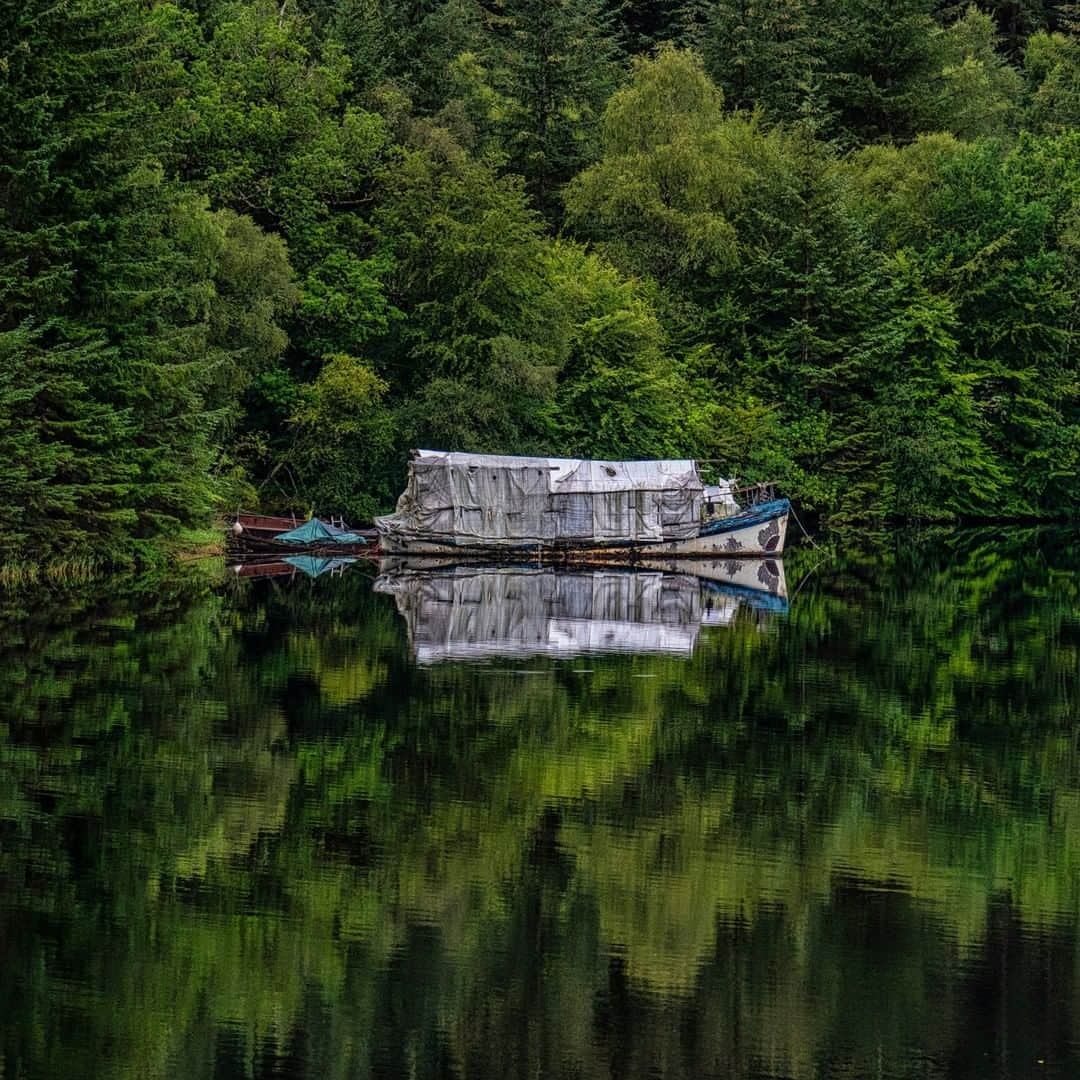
[1025,16,1080,133]
[441,0,619,217]
[499,0,618,212]
[685,0,832,128]
[0,0,230,560]
[930,6,1024,139]
[817,0,943,143]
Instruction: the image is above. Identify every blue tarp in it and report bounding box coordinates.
[699,498,790,537]
[273,518,367,545]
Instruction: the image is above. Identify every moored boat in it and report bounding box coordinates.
[229,513,375,554]
[376,450,790,557]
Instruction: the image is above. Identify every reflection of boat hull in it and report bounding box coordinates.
[637,557,786,599]
[378,556,787,602]
[379,501,789,558]
[374,561,788,664]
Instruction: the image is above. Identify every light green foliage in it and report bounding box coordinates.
[842,133,968,246]
[889,137,1074,509]
[206,208,299,413]
[846,132,1080,516]
[180,0,397,506]
[568,58,878,506]
[544,242,689,457]
[185,0,394,344]
[287,353,395,518]
[568,44,1077,521]
[186,1,351,220]
[564,48,746,282]
[853,255,1004,520]
[931,7,1025,138]
[1025,28,1080,132]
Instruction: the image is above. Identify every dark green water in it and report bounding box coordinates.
[1,532,1078,1080]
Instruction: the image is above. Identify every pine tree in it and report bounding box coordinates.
[0,0,227,561]
[685,0,832,129]
[818,0,943,143]
[462,0,620,218]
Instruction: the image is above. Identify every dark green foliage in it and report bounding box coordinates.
[2,0,1079,565]
[372,134,561,454]
[1,535,1078,1075]
[388,0,619,218]
[939,0,1059,56]
[370,129,702,463]
[683,0,834,127]
[0,327,136,559]
[688,0,1024,141]
[473,0,620,215]
[820,0,944,143]
[1,0,225,561]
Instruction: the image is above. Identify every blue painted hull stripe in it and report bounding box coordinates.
[699,499,791,537]
[703,580,790,613]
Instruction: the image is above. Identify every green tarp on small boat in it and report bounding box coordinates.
[272,518,367,545]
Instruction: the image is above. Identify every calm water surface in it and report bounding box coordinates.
[1,532,1078,1079]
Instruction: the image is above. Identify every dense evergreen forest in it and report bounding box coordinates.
[3,0,1079,565]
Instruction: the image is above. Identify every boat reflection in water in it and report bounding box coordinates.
[374,558,787,664]
[230,554,357,580]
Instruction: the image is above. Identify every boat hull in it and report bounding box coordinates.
[377,502,789,558]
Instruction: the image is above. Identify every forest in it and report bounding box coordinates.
[2,0,1079,566]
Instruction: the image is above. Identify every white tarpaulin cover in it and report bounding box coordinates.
[374,566,705,663]
[376,450,705,547]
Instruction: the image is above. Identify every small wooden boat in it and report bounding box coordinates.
[230,512,304,537]
[229,512,376,555]
[376,451,789,558]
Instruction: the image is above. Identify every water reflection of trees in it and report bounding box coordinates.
[0,532,1077,1078]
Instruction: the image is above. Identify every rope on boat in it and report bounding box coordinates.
[729,478,819,550]
[788,502,819,549]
